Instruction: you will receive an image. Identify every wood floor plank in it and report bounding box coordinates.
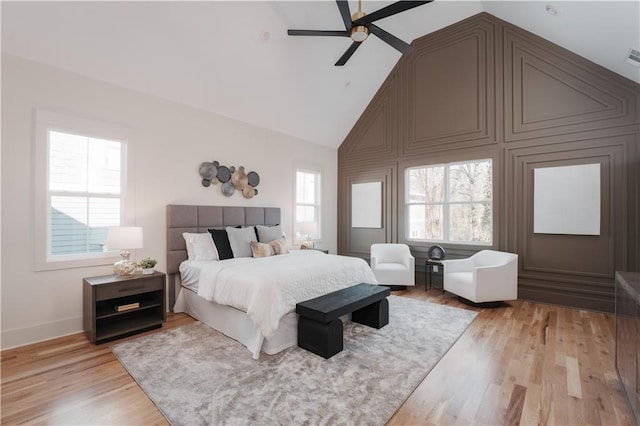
[566,356,583,399]
[1,288,636,425]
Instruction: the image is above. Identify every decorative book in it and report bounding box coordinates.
[115,302,140,312]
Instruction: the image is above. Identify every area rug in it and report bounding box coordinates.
[111,295,477,426]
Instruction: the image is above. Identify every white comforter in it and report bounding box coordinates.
[189,250,377,339]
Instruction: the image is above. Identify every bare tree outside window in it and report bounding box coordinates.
[406,159,492,244]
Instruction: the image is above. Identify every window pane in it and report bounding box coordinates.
[49,131,122,195]
[408,204,443,240]
[50,195,120,256]
[295,169,321,242]
[408,166,444,203]
[49,131,88,192]
[51,196,88,255]
[88,197,120,227]
[88,138,121,194]
[449,202,491,243]
[296,205,315,223]
[405,159,492,244]
[296,171,316,204]
[449,160,492,202]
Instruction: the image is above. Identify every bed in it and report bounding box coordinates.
[166,205,377,359]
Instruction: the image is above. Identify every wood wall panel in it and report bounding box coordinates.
[503,27,639,143]
[338,168,395,260]
[338,12,640,312]
[339,74,398,169]
[505,135,635,311]
[401,16,497,155]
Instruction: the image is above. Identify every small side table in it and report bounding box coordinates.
[310,248,329,254]
[425,259,445,292]
[300,247,329,254]
[83,272,166,344]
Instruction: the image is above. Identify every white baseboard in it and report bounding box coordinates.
[1,316,83,350]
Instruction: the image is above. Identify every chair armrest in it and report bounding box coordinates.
[408,254,415,270]
[443,258,474,273]
[473,259,518,301]
[474,258,517,278]
[370,256,378,268]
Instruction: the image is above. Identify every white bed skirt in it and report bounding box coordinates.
[173,287,298,359]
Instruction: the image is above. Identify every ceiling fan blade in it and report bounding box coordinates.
[353,1,432,25]
[335,42,362,66]
[336,0,352,31]
[369,24,412,54]
[288,29,349,37]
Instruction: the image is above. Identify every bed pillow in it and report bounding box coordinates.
[208,228,235,260]
[255,224,283,243]
[250,238,289,258]
[182,232,218,261]
[250,241,273,258]
[268,238,289,255]
[226,226,257,258]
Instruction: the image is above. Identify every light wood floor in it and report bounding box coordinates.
[1,287,634,425]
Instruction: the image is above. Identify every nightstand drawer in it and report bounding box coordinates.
[95,277,163,301]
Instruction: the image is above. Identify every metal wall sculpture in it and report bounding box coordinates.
[199,161,260,198]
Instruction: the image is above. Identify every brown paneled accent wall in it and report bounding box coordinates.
[338,12,640,312]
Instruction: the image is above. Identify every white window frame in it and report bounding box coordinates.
[294,167,322,244]
[405,159,493,246]
[34,110,135,271]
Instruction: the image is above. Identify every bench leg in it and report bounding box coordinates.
[352,298,389,329]
[297,316,343,359]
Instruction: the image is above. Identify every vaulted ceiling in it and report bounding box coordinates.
[2,1,639,148]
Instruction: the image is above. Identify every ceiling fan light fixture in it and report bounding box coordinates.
[350,25,369,42]
[350,9,368,42]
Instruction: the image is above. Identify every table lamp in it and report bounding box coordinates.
[300,222,316,249]
[107,226,143,277]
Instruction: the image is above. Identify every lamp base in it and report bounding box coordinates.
[300,239,314,249]
[114,250,136,277]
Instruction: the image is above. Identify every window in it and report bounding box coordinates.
[406,159,492,245]
[35,110,133,270]
[295,169,321,243]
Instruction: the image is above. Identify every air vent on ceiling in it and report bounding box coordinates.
[627,48,640,67]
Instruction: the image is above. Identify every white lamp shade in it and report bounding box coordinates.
[300,221,317,238]
[107,226,143,250]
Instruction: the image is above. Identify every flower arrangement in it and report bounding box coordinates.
[138,258,157,269]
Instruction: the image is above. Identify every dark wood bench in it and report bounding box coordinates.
[296,283,391,358]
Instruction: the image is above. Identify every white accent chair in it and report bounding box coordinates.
[370,243,415,287]
[443,250,518,304]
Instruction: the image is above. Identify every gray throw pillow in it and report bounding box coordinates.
[226,226,257,258]
[255,224,283,243]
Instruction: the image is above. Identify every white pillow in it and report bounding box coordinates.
[255,224,283,243]
[226,226,257,258]
[182,232,218,261]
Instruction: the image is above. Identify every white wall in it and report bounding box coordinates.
[0,54,338,349]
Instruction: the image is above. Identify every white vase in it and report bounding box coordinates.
[142,268,155,275]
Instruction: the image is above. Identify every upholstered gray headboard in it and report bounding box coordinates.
[165,205,280,310]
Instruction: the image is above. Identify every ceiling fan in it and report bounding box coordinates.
[288,0,432,66]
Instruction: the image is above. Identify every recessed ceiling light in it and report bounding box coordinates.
[545,5,558,16]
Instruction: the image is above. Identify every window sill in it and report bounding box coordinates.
[35,253,120,272]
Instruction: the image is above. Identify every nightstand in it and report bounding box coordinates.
[83,272,166,344]
[309,248,329,254]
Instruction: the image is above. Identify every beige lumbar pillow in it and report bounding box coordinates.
[268,238,289,255]
[250,238,289,258]
[250,241,272,258]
